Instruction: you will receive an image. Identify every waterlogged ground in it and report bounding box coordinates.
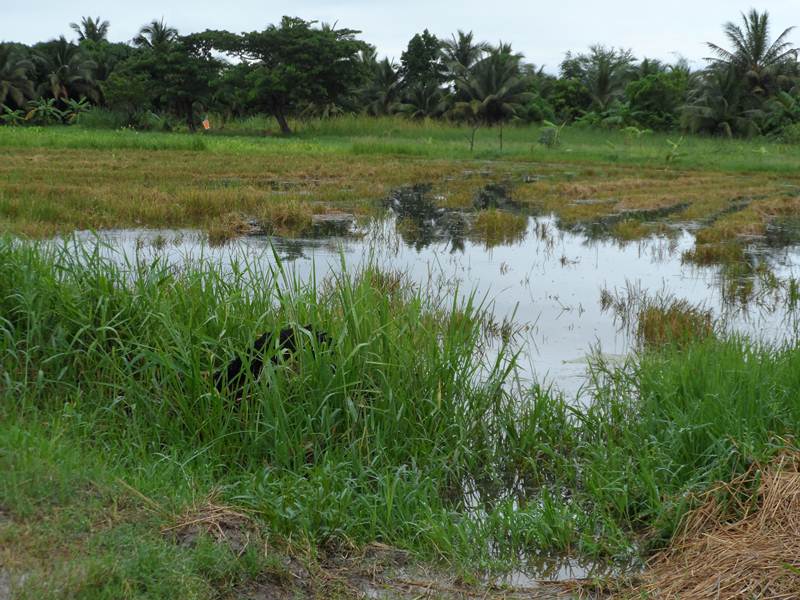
[6,130,800,594]
[65,185,800,398]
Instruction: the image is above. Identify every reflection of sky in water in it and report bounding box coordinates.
[68,215,800,399]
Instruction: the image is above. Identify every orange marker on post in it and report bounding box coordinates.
[202,116,211,130]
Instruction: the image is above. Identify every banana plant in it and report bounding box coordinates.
[0,104,25,126]
[25,98,63,124]
[539,120,567,148]
[62,97,91,123]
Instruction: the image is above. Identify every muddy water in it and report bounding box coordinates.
[69,203,800,399]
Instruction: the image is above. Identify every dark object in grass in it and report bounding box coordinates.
[215,324,331,397]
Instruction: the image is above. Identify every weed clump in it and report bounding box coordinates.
[206,213,257,246]
[637,300,714,348]
[612,218,652,241]
[682,242,744,266]
[600,283,714,348]
[469,210,527,247]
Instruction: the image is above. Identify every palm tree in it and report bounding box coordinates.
[681,65,759,137]
[397,81,446,119]
[357,46,378,71]
[707,10,797,95]
[763,89,800,133]
[491,41,523,60]
[452,48,533,126]
[361,58,403,115]
[635,58,667,78]
[70,17,110,42]
[441,30,488,76]
[0,44,35,109]
[33,37,98,102]
[581,45,635,112]
[450,48,534,149]
[133,19,178,49]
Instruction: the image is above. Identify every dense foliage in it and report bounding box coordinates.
[1,10,798,138]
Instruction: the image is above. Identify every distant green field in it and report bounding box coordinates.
[3,117,800,173]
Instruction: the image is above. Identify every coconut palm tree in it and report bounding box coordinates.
[357,46,378,71]
[133,19,178,49]
[707,10,797,95]
[681,65,759,137]
[33,37,98,102]
[70,17,110,42]
[452,48,534,126]
[635,58,667,78]
[441,30,488,76]
[491,41,523,61]
[450,48,534,148]
[397,81,447,119]
[580,45,635,112]
[762,89,800,133]
[361,58,403,115]
[0,44,35,109]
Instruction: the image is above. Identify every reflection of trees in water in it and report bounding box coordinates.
[387,185,469,252]
[387,183,520,252]
[766,217,800,248]
[473,182,517,210]
[274,239,310,261]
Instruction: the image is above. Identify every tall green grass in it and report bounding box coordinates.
[0,237,564,561]
[0,126,210,151]
[1,237,799,571]
[4,117,800,172]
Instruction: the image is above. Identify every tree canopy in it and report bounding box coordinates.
[1,10,799,140]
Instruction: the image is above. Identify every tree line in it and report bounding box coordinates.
[1,11,798,139]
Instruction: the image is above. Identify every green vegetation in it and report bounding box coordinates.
[2,238,800,596]
[3,8,800,596]
[1,10,799,140]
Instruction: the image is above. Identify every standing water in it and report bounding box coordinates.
[66,192,800,399]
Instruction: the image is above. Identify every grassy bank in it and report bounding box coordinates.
[2,238,799,597]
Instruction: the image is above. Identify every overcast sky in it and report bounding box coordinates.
[3,1,799,73]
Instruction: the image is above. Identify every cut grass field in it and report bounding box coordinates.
[2,238,800,597]
[1,120,800,264]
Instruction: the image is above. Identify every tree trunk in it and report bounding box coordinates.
[183,100,196,133]
[274,110,292,135]
[499,125,503,151]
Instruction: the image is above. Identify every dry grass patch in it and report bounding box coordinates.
[631,451,800,599]
[469,210,528,247]
[163,497,255,556]
[637,301,713,348]
[682,243,744,266]
[3,144,800,268]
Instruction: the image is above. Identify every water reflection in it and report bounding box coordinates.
[386,184,470,252]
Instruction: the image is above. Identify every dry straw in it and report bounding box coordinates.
[632,451,800,599]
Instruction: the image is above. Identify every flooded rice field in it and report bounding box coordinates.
[65,185,800,398]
